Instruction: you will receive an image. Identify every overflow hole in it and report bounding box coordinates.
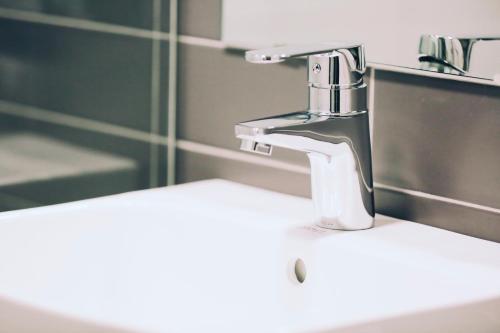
[294,258,307,283]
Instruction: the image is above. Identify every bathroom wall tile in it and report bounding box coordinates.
[375,188,500,243]
[0,19,155,132]
[0,111,22,132]
[21,118,152,185]
[177,44,309,166]
[159,0,170,32]
[176,149,310,198]
[0,192,41,211]
[156,145,168,186]
[175,0,222,39]
[2,168,139,210]
[0,113,155,210]
[373,70,500,209]
[0,0,154,29]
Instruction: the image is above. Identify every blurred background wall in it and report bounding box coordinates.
[0,1,499,241]
[0,0,171,211]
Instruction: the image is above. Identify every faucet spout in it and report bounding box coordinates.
[239,139,273,156]
[235,111,375,230]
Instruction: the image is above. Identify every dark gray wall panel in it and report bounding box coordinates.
[176,0,221,39]
[0,19,154,131]
[0,0,154,29]
[176,149,310,198]
[375,187,500,243]
[373,70,500,209]
[0,113,155,210]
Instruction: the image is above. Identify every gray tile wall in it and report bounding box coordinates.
[0,19,153,131]
[0,0,156,29]
[177,0,221,39]
[0,0,171,210]
[175,0,500,242]
[176,149,310,198]
[373,71,500,208]
[0,1,498,242]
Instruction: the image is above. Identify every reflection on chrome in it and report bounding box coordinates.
[236,43,374,230]
[419,34,500,74]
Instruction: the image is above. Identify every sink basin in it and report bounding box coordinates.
[0,179,499,332]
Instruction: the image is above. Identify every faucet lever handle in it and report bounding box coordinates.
[245,42,367,113]
[245,42,364,64]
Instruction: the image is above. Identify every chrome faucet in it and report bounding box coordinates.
[419,34,500,74]
[235,43,374,230]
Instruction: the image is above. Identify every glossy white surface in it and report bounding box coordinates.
[0,179,500,332]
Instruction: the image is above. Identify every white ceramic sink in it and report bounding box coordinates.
[0,179,499,333]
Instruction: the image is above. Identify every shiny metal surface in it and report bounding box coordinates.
[245,43,364,66]
[419,34,500,74]
[248,43,367,115]
[235,43,374,230]
[225,1,500,82]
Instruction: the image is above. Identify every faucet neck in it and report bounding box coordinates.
[306,53,367,115]
[308,83,367,115]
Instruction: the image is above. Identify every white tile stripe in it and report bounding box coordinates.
[374,182,500,215]
[176,139,310,175]
[167,0,178,185]
[178,35,225,49]
[0,100,168,145]
[0,7,169,40]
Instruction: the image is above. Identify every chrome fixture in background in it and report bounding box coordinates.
[419,34,500,75]
[235,43,374,230]
[223,0,500,82]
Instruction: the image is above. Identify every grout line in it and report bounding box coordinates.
[0,100,168,145]
[0,7,169,40]
[176,140,310,175]
[178,35,225,49]
[374,182,500,215]
[166,0,178,185]
[148,0,163,188]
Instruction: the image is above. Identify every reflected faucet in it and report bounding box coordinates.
[418,34,500,74]
[235,43,374,230]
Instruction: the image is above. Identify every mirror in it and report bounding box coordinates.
[222,0,500,82]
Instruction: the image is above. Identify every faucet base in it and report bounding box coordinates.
[308,151,374,231]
